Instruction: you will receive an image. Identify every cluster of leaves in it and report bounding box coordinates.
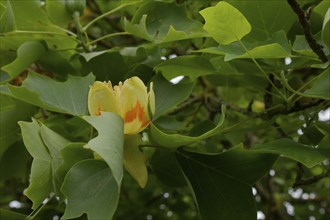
[0,0,329,219]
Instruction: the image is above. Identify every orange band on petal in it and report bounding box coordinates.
[124,101,145,123]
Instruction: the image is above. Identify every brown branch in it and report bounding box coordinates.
[293,163,330,188]
[293,171,330,188]
[287,0,328,62]
[168,95,202,115]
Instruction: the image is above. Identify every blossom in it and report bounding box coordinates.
[88,76,155,135]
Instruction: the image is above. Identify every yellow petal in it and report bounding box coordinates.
[123,134,148,188]
[88,81,119,116]
[119,77,150,134]
[148,82,155,116]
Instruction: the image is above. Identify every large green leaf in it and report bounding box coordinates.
[226,0,296,41]
[0,208,28,220]
[150,106,226,148]
[83,112,124,185]
[45,0,72,27]
[150,149,186,188]
[292,35,319,57]
[322,7,330,48]
[124,1,205,43]
[5,72,95,115]
[19,119,70,208]
[123,15,153,42]
[19,119,53,209]
[152,74,194,120]
[1,41,46,83]
[80,51,127,84]
[56,143,94,183]
[303,68,330,100]
[0,0,15,33]
[199,43,290,61]
[198,31,291,60]
[61,159,119,220]
[40,124,70,194]
[176,144,277,220]
[0,0,77,64]
[0,141,30,181]
[0,95,35,158]
[200,1,251,45]
[250,139,327,168]
[154,55,217,80]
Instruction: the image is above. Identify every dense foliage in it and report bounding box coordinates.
[0,0,329,219]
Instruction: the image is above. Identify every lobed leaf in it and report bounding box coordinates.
[176,144,277,220]
[150,106,226,148]
[200,2,251,45]
[83,112,124,185]
[61,160,119,220]
[250,139,328,168]
[6,72,95,115]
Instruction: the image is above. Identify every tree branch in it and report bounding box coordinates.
[293,163,330,188]
[287,0,328,62]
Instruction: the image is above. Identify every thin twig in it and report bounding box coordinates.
[287,0,328,62]
[293,163,330,188]
[168,95,202,115]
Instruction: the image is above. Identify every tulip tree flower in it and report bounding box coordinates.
[88,76,155,134]
[88,76,155,188]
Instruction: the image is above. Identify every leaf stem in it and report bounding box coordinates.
[280,71,308,98]
[2,30,79,42]
[73,12,90,52]
[28,194,55,219]
[238,40,287,101]
[83,1,141,31]
[86,32,130,46]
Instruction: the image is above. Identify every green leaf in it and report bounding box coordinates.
[152,74,194,120]
[24,159,53,209]
[40,124,70,194]
[61,159,119,220]
[1,41,46,83]
[56,143,94,183]
[125,1,205,43]
[0,208,28,220]
[46,0,72,27]
[200,43,290,61]
[123,134,148,188]
[79,50,109,62]
[0,0,78,56]
[19,119,51,162]
[150,106,226,148]
[250,139,327,168]
[6,71,95,115]
[198,31,291,60]
[322,7,330,48]
[317,135,330,158]
[154,55,217,80]
[83,112,124,185]
[150,149,186,188]
[176,144,277,220]
[123,15,153,42]
[292,35,318,57]
[0,95,35,158]
[226,0,296,41]
[304,68,330,100]
[200,1,251,45]
[19,119,70,208]
[0,0,15,33]
[0,141,30,181]
[80,51,127,83]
